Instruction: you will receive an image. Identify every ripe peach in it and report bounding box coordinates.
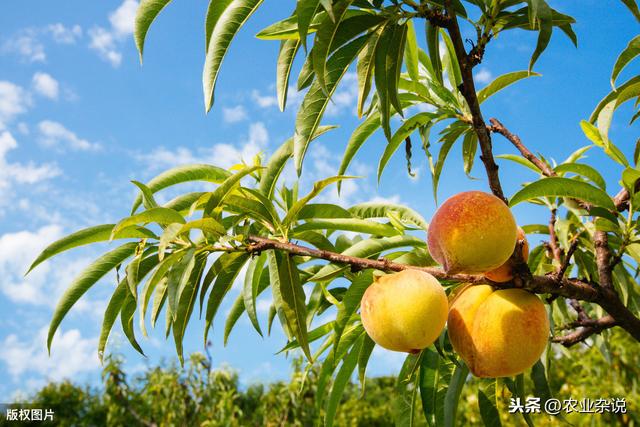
[448,285,549,378]
[427,191,517,274]
[360,270,448,353]
[485,227,529,283]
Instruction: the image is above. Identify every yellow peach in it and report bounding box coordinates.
[448,284,549,378]
[360,270,448,353]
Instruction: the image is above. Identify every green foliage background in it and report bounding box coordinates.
[2,329,637,426]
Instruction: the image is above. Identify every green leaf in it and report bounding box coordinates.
[478,379,502,427]
[357,335,375,391]
[334,270,373,359]
[294,34,370,175]
[259,126,336,199]
[339,113,380,188]
[271,250,312,361]
[349,202,428,230]
[134,0,173,62]
[356,26,384,117]
[131,164,230,214]
[298,203,352,219]
[242,253,268,336]
[203,0,264,112]
[441,30,462,89]
[419,348,440,425]
[203,165,262,217]
[404,21,420,89]
[294,218,400,236]
[49,242,139,353]
[140,250,183,335]
[590,75,640,123]
[120,292,145,356]
[462,131,478,176]
[496,154,541,174]
[178,218,226,237]
[325,335,363,427]
[255,11,324,40]
[621,0,640,21]
[432,123,467,202]
[204,252,250,341]
[374,23,408,139]
[283,175,356,226]
[98,281,128,362]
[394,352,422,427]
[528,0,552,71]
[296,0,321,49]
[312,0,353,93]
[477,71,541,104]
[426,21,443,85]
[279,321,334,353]
[277,39,301,111]
[173,255,207,365]
[166,249,196,322]
[510,177,615,210]
[378,112,436,181]
[554,162,606,190]
[580,120,629,167]
[612,35,640,87]
[27,224,153,274]
[312,235,426,281]
[112,207,185,239]
[131,180,159,210]
[444,362,469,427]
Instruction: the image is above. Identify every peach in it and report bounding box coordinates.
[360,270,448,353]
[485,227,529,283]
[448,284,549,378]
[428,191,517,274]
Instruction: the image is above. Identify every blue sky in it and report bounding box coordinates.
[0,0,637,399]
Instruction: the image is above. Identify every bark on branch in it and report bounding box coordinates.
[242,235,640,343]
[443,0,506,203]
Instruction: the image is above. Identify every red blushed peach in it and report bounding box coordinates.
[428,191,517,274]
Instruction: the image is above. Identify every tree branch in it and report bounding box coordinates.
[443,0,506,203]
[553,315,617,347]
[488,118,556,177]
[548,209,562,266]
[242,235,640,342]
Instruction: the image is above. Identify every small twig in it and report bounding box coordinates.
[548,209,563,266]
[557,238,580,279]
[553,315,617,347]
[489,118,556,177]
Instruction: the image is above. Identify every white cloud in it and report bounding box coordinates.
[223,105,248,123]
[89,0,138,67]
[0,225,63,304]
[251,90,279,108]
[0,326,99,382]
[37,120,101,151]
[47,23,82,44]
[0,131,60,196]
[0,81,31,129]
[88,27,122,67]
[2,24,83,62]
[325,72,358,117]
[32,72,59,100]
[138,121,269,170]
[109,0,138,37]
[2,29,45,62]
[475,68,493,84]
